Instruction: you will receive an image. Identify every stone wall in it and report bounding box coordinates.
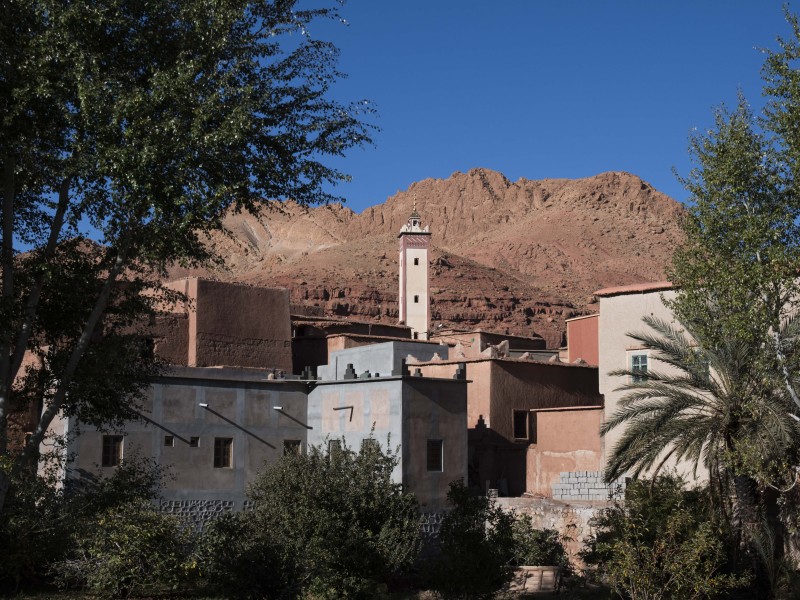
[551,470,624,502]
[496,496,609,566]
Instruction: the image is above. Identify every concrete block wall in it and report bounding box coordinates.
[550,470,624,502]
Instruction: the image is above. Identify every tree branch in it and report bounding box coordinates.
[8,178,71,383]
[0,154,17,456]
[14,243,129,472]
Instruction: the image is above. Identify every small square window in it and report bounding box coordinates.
[513,410,529,440]
[102,435,123,467]
[427,439,443,472]
[361,438,380,453]
[189,436,200,448]
[214,438,233,468]
[283,440,301,456]
[413,257,419,265]
[631,353,648,383]
[414,295,419,303]
[164,435,174,447]
[328,439,342,455]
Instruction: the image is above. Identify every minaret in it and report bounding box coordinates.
[398,198,431,340]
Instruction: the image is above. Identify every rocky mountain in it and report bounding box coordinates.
[169,168,684,347]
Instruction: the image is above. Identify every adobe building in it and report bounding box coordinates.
[564,314,599,366]
[153,277,293,372]
[594,281,676,471]
[414,354,603,498]
[290,314,413,376]
[309,341,468,509]
[50,335,469,521]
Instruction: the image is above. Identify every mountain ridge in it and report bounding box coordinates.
[169,168,684,347]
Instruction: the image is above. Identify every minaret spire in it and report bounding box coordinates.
[398,199,431,340]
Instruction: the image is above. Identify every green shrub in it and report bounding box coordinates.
[226,437,421,599]
[195,512,285,600]
[582,474,747,600]
[52,500,194,598]
[0,464,70,591]
[511,516,570,572]
[426,480,516,600]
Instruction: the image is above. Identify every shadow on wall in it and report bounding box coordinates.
[468,418,527,497]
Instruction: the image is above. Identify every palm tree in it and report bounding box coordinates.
[602,315,800,545]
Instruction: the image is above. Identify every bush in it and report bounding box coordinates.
[582,474,747,600]
[195,512,285,600]
[52,500,195,598]
[426,479,516,600]
[213,437,421,599]
[511,516,570,572]
[0,464,70,591]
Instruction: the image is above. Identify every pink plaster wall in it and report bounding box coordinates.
[566,315,599,366]
[526,407,603,496]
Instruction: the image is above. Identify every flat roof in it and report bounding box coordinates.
[564,313,599,323]
[430,328,544,342]
[594,281,673,298]
[412,356,598,370]
[325,333,440,344]
[530,405,604,413]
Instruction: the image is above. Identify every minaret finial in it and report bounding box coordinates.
[413,193,417,213]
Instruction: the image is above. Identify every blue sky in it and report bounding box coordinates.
[313,1,791,212]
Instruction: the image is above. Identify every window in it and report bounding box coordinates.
[414,295,419,303]
[631,353,648,383]
[361,438,380,453]
[283,440,301,456]
[328,439,342,455]
[214,438,233,468]
[513,410,529,440]
[164,435,174,447]
[413,257,419,265]
[427,439,443,472]
[189,436,200,448]
[101,435,123,467]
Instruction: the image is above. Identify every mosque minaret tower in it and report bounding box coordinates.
[398,200,431,340]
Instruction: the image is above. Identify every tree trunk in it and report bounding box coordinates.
[732,474,759,548]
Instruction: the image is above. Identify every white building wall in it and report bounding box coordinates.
[598,289,708,483]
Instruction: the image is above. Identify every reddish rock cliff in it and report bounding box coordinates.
[170,169,683,348]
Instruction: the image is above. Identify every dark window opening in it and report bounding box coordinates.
[427,439,443,472]
[283,440,301,456]
[214,438,233,468]
[413,257,419,265]
[102,435,123,467]
[189,436,200,448]
[328,439,342,455]
[513,410,529,440]
[361,438,380,453]
[164,435,174,447]
[414,295,419,303]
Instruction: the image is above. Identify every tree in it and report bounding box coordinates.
[582,474,747,600]
[602,315,800,548]
[0,0,373,514]
[426,479,516,600]
[226,438,421,599]
[669,9,800,420]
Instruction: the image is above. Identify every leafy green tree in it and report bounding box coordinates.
[0,453,167,591]
[668,9,800,422]
[0,0,372,515]
[222,438,420,599]
[52,500,195,599]
[582,474,747,600]
[426,479,516,600]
